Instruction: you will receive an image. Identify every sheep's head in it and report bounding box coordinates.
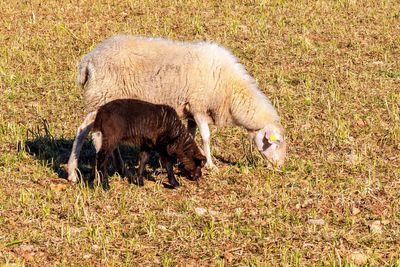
[251,122,287,168]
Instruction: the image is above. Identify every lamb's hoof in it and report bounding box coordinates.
[191,176,200,181]
[171,181,180,188]
[102,183,110,191]
[137,178,145,187]
[67,172,79,183]
[163,181,180,189]
[88,182,95,189]
[129,176,144,186]
[120,169,134,179]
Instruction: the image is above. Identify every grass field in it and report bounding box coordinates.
[1,0,399,265]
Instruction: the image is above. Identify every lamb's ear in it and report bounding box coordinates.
[175,101,190,119]
[197,157,206,167]
[200,158,206,167]
[166,144,177,155]
[195,151,206,167]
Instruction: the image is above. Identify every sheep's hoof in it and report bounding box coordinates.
[205,162,219,172]
[67,172,79,183]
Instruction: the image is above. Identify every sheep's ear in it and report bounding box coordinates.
[176,101,190,119]
[265,128,283,144]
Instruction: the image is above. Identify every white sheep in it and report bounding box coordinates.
[67,35,287,182]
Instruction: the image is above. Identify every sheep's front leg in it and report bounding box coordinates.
[131,150,149,186]
[67,111,97,183]
[194,115,217,170]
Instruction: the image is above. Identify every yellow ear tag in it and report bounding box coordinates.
[269,133,278,142]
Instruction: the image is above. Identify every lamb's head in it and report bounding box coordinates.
[176,142,206,180]
[251,122,287,167]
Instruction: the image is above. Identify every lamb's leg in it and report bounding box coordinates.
[96,149,111,191]
[194,115,217,170]
[91,131,112,190]
[89,157,97,189]
[67,111,97,183]
[131,150,149,186]
[160,154,179,188]
[112,147,128,177]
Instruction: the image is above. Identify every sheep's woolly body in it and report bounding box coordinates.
[79,35,280,130]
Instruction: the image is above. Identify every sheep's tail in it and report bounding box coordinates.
[76,57,92,88]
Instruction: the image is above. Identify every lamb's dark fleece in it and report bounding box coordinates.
[91,99,206,190]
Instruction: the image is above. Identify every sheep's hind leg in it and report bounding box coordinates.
[67,111,97,183]
[194,115,218,171]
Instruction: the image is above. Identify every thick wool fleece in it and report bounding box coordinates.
[78,35,280,130]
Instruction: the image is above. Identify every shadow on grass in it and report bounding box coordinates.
[23,119,148,180]
[24,119,258,184]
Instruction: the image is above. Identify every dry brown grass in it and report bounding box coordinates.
[0,0,399,266]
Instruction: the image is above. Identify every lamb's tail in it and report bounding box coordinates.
[76,57,93,88]
[92,131,103,153]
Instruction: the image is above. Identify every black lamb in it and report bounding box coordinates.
[90,99,206,190]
